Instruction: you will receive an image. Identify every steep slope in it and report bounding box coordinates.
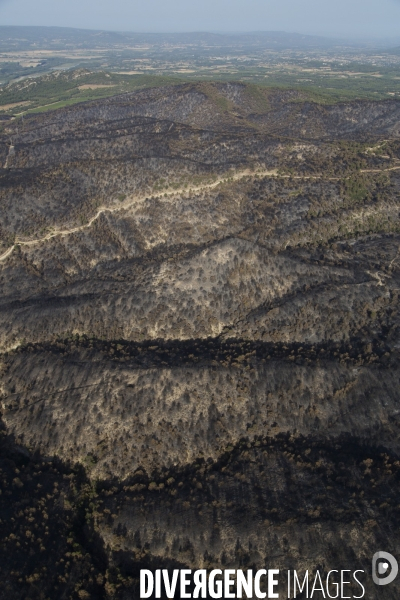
[1,83,400,599]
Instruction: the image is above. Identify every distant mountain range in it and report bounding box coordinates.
[0,25,342,51]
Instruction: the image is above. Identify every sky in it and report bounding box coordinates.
[1,0,400,39]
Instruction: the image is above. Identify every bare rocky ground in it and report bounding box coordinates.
[1,82,400,599]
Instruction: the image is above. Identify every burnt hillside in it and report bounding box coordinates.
[1,82,400,599]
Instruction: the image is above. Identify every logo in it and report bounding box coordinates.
[372,552,398,585]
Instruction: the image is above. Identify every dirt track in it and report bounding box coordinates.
[1,164,400,263]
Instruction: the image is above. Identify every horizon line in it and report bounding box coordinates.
[0,24,399,41]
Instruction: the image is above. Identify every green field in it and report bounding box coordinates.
[1,66,400,120]
[0,71,186,116]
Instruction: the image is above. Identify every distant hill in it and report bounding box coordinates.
[0,25,337,51]
[385,45,400,55]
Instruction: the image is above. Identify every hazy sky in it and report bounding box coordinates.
[1,0,400,38]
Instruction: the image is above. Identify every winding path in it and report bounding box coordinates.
[1,164,400,264]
